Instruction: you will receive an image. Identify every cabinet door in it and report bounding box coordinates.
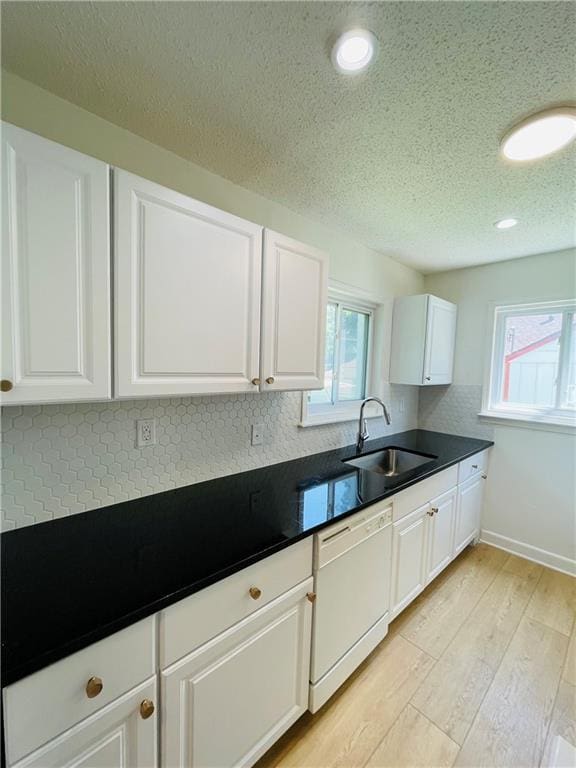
[454,474,485,556]
[390,505,429,619]
[260,230,328,391]
[1,123,111,405]
[10,678,157,768]
[162,579,313,768]
[423,296,457,385]
[115,170,262,397]
[427,488,457,582]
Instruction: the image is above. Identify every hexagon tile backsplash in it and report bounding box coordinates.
[1,386,418,529]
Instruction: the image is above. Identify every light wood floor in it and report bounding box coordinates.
[256,544,576,768]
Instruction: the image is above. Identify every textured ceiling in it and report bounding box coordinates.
[2,1,575,273]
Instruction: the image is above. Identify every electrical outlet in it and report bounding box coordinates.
[136,419,156,447]
[251,423,264,446]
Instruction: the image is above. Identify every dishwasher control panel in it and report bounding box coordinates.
[314,501,393,568]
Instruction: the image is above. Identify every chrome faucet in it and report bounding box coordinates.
[356,397,391,453]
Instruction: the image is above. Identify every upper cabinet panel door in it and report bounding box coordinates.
[1,123,111,405]
[260,230,328,391]
[423,296,457,385]
[114,171,262,397]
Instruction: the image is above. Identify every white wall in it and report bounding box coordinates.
[423,249,576,575]
[0,72,423,530]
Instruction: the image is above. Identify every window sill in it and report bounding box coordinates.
[300,402,381,428]
[478,409,576,434]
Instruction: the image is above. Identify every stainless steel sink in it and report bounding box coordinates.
[343,447,436,477]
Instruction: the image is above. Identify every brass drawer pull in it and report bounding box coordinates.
[140,699,155,720]
[251,377,261,385]
[472,464,478,470]
[85,676,103,698]
[306,592,317,603]
[265,377,275,384]
[427,509,435,517]
[431,507,439,515]
[249,586,262,600]
[481,473,487,479]
[0,380,13,393]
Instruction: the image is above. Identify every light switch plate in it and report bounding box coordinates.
[251,424,264,446]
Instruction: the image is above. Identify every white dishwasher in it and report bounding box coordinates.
[309,500,393,712]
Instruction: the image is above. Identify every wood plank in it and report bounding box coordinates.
[398,543,508,658]
[540,681,576,768]
[412,567,539,744]
[257,635,435,768]
[455,617,568,767]
[564,628,576,687]
[502,553,544,580]
[366,705,459,768]
[525,569,576,636]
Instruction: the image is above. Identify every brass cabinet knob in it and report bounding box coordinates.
[251,377,261,385]
[472,464,478,470]
[265,377,275,384]
[139,699,155,720]
[0,380,13,393]
[431,507,439,515]
[249,586,262,600]
[306,591,317,603]
[481,473,487,480]
[427,509,435,517]
[425,376,431,381]
[85,676,103,698]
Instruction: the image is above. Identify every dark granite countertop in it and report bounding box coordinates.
[1,429,492,686]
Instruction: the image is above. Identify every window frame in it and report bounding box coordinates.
[300,285,379,427]
[480,298,576,429]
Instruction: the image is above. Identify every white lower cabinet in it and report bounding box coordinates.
[390,503,429,618]
[390,452,490,621]
[427,487,457,582]
[161,579,313,768]
[454,472,485,555]
[11,678,157,768]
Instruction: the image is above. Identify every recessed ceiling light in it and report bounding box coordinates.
[495,218,518,230]
[332,29,377,74]
[501,107,576,161]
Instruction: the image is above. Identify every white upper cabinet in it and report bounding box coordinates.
[260,230,328,391]
[1,123,111,405]
[114,170,263,397]
[390,294,457,385]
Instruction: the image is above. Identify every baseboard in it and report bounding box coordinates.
[480,530,576,577]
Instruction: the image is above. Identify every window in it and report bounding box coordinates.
[302,295,373,425]
[482,300,576,427]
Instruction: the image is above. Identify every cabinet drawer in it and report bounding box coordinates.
[393,466,458,522]
[160,537,313,668]
[3,617,156,765]
[458,450,488,483]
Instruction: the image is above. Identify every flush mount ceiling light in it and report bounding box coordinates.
[501,107,576,161]
[494,218,519,230]
[332,29,377,74]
